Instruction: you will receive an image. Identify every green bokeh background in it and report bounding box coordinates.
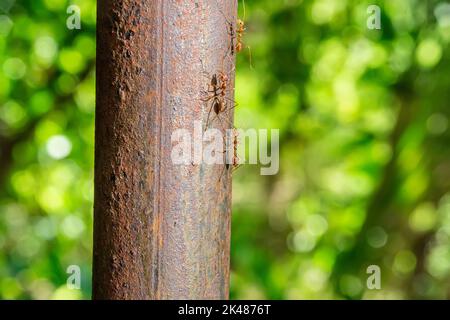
[1,0,450,299]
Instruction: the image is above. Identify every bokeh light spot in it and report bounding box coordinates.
[0,15,13,37]
[46,135,72,159]
[393,250,417,275]
[416,39,443,68]
[3,57,27,80]
[367,226,388,248]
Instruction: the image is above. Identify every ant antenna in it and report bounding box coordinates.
[239,0,253,69]
[214,0,231,24]
[247,46,253,69]
[242,0,247,21]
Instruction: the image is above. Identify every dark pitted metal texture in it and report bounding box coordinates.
[93,0,236,299]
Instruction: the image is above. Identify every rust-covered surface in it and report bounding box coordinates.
[93,0,236,299]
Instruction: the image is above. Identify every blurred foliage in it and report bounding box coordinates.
[0,0,95,299]
[1,0,450,300]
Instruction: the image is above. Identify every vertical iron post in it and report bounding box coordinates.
[93,0,236,299]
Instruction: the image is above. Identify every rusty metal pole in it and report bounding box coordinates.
[93,0,236,299]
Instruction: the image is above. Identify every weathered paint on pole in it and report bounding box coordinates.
[93,0,236,299]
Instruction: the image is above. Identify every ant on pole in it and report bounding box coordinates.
[218,128,242,184]
[215,0,252,67]
[200,57,237,132]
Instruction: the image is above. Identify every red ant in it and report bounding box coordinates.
[200,60,237,131]
[216,0,252,67]
[235,17,246,54]
[226,19,237,56]
[228,128,241,172]
[218,128,241,183]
